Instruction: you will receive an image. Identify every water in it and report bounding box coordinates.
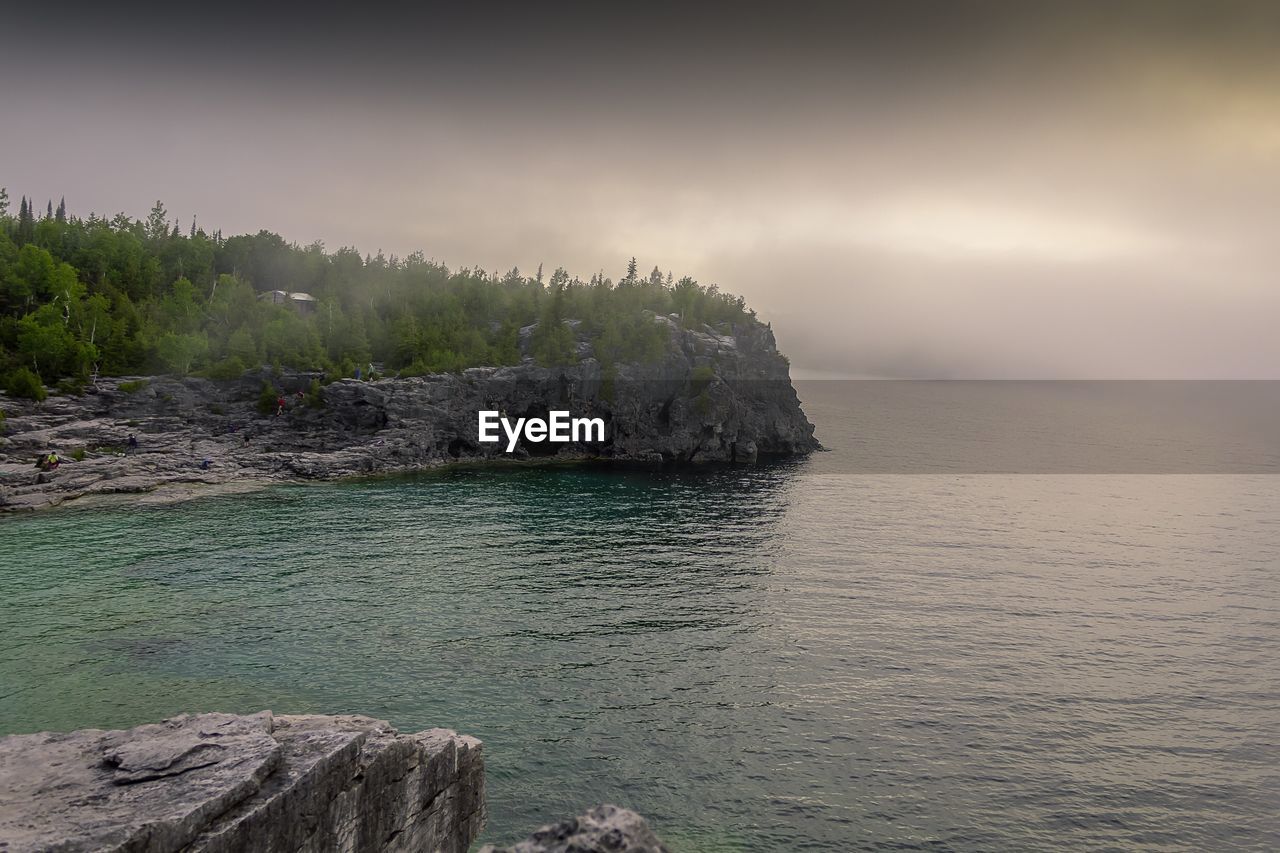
[3,383,1279,850]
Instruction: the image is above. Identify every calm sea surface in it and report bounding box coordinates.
[2,382,1278,850]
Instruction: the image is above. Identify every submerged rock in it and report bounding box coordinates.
[0,711,485,852]
[480,805,671,853]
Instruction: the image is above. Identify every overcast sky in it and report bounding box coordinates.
[5,2,1280,377]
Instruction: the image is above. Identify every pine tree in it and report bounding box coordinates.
[46,200,53,220]
[0,186,9,217]
[623,257,638,285]
[145,200,169,241]
[17,196,34,244]
[55,197,66,222]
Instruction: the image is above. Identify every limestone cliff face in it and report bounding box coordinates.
[0,315,818,510]
[291,315,818,469]
[0,712,484,853]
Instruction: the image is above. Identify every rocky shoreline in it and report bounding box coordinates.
[0,711,668,853]
[0,319,818,513]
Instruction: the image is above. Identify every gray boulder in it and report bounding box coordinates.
[480,804,670,853]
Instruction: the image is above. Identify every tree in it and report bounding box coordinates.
[4,366,46,401]
[531,281,577,367]
[145,200,169,241]
[0,190,757,385]
[156,331,208,375]
[257,381,280,416]
[17,196,34,244]
[17,312,76,376]
[0,187,8,217]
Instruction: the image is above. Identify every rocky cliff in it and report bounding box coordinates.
[0,712,484,853]
[0,316,818,511]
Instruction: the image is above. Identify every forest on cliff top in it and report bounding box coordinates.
[0,191,756,399]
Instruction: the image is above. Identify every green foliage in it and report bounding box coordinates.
[156,331,208,375]
[71,447,86,461]
[202,357,246,380]
[118,379,149,394]
[690,365,716,395]
[257,381,280,416]
[305,378,325,408]
[4,367,46,401]
[0,197,759,384]
[531,320,577,367]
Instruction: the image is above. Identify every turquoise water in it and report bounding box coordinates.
[3,387,1280,849]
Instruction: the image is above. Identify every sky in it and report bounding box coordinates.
[5,1,1280,377]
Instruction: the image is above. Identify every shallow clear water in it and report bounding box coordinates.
[3,387,1279,849]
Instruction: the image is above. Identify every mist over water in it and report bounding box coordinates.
[3,393,1278,849]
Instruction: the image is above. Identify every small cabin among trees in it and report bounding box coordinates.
[258,290,318,315]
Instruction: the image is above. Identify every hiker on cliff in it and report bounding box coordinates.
[39,451,60,471]
[276,395,285,416]
[127,434,138,453]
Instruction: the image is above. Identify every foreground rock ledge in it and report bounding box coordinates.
[0,711,484,852]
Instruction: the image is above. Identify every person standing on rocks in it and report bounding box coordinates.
[276,395,285,417]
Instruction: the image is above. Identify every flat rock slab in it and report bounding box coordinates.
[0,712,280,852]
[0,711,485,853]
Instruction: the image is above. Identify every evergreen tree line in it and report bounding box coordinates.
[0,193,756,399]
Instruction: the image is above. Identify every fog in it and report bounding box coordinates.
[5,2,1279,377]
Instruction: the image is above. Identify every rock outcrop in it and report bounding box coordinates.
[0,316,819,511]
[480,805,670,853]
[0,712,484,853]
